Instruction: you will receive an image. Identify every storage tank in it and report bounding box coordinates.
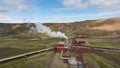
[68,57,78,68]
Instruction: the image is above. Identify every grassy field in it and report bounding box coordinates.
[0,37,60,68]
[0,52,52,68]
[85,38,120,68]
[0,36,120,68]
[86,39,120,48]
[85,54,117,68]
[0,38,60,59]
[0,39,46,59]
[104,51,120,63]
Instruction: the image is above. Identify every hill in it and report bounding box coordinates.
[44,17,120,31]
[0,17,120,37]
[90,17,120,30]
[44,17,120,36]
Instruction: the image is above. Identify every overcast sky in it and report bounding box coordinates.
[0,0,120,23]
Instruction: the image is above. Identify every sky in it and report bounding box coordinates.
[0,0,120,23]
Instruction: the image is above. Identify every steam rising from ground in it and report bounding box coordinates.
[35,23,68,38]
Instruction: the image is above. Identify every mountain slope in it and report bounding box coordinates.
[44,17,120,36]
[44,17,120,31]
[90,17,120,30]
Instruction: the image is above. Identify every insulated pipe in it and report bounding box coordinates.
[65,38,69,49]
[66,38,68,45]
[60,50,70,60]
[0,47,55,64]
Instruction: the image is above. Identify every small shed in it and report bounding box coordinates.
[57,42,66,52]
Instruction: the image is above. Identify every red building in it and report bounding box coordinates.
[57,42,66,52]
[75,39,85,44]
[72,38,86,44]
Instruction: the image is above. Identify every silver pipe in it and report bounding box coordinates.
[60,50,70,60]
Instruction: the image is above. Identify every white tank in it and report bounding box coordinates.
[68,58,77,65]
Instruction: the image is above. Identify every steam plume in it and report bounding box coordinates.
[35,23,68,38]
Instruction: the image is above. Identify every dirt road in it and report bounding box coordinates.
[50,53,69,68]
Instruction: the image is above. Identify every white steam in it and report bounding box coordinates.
[35,23,68,38]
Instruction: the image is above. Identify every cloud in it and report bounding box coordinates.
[2,0,29,12]
[62,0,120,9]
[3,0,22,5]
[0,14,13,23]
[62,0,88,9]
[42,11,120,22]
[90,0,120,8]
[92,11,120,17]
[18,5,29,11]
[45,14,84,20]
[0,7,8,12]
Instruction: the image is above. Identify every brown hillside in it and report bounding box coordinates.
[90,17,120,30]
[44,17,120,31]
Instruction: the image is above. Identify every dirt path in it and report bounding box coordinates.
[50,53,69,68]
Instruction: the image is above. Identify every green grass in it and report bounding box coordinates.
[0,47,31,59]
[86,39,120,48]
[85,39,120,68]
[0,39,47,59]
[0,38,60,59]
[85,54,117,68]
[0,36,59,68]
[104,51,120,63]
[0,52,51,68]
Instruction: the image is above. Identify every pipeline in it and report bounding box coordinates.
[72,45,120,53]
[0,47,55,64]
[60,50,70,60]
